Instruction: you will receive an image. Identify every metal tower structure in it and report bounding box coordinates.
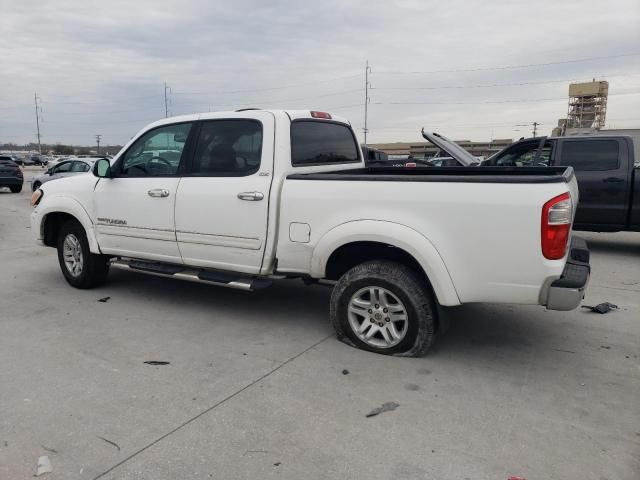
[566,79,608,130]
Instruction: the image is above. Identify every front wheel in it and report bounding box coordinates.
[330,260,437,357]
[57,219,110,289]
[32,181,41,192]
[9,184,22,193]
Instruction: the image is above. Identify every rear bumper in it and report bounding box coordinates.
[545,237,590,311]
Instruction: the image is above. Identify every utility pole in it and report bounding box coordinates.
[363,60,371,146]
[95,134,102,154]
[164,82,170,118]
[34,93,42,154]
[532,121,539,137]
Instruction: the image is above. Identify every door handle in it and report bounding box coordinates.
[602,177,624,183]
[237,191,264,201]
[147,188,170,197]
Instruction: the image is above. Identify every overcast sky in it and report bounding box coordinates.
[1,0,639,147]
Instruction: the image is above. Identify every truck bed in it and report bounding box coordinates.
[287,166,574,184]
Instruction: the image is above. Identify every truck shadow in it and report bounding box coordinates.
[106,270,565,362]
[584,236,640,257]
[107,269,332,331]
[431,303,574,360]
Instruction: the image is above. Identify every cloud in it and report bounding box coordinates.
[1,0,639,146]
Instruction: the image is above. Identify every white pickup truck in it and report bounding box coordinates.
[30,109,590,356]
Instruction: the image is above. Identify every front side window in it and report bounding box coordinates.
[291,121,360,166]
[494,141,552,166]
[558,140,619,171]
[71,161,90,172]
[119,123,192,177]
[53,162,73,174]
[191,120,263,176]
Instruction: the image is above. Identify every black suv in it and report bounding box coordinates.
[0,156,24,193]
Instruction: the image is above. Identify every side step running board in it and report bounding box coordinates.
[110,259,272,291]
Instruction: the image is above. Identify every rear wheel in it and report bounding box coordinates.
[9,185,22,193]
[57,219,110,289]
[330,260,437,357]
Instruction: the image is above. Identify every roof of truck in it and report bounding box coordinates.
[145,110,351,131]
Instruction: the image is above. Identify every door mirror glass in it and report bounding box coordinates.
[94,158,111,178]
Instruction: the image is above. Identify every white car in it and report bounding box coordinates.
[30,110,590,356]
[31,158,96,192]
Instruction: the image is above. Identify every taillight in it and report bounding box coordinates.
[310,111,332,119]
[541,192,572,260]
[405,162,417,168]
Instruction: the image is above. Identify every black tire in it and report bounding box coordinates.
[57,219,110,289]
[32,181,41,192]
[9,184,22,193]
[330,260,437,357]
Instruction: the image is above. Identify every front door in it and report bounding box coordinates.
[93,122,194,263]
[175,113,275,275]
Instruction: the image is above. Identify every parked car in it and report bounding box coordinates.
[483,135,639,233]
[31,158,96,192]
[0,156,24,193]
[30,109,590,356]
[12,156,32,166]
[30,155,48,167]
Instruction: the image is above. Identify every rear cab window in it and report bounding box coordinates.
[291,120,361,167]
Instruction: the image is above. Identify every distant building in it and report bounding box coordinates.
[566,80,609,130]
[553,79,610,136]
[369,139,514,159]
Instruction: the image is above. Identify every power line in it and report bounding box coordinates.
[172,73,361,96]
[373,91,640,106]
[172,88,362,108]
[371,72,640,91]
[374,52,640,75]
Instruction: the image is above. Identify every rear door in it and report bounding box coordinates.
[554,138,629,228]
[174,112,275,274]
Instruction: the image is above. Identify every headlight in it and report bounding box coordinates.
[31,189,43,207]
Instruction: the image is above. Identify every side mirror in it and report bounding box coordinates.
[46,168,53,175]
[93,158,111,178]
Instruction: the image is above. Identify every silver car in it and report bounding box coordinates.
[31,158,96,192]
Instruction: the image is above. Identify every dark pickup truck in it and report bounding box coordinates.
[483,135,639,233]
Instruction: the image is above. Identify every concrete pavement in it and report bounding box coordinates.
[1,176,638,479]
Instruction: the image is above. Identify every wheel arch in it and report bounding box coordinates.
[311,220,460,306]
[40,199,100,253]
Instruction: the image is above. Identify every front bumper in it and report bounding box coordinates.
[545,237,590,311]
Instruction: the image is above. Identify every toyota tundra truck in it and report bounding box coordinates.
[30,109,590,356]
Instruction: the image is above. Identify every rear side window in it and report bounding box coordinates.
[559,140,619,171]
[291,121,360,166]
[191,119,263,176]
